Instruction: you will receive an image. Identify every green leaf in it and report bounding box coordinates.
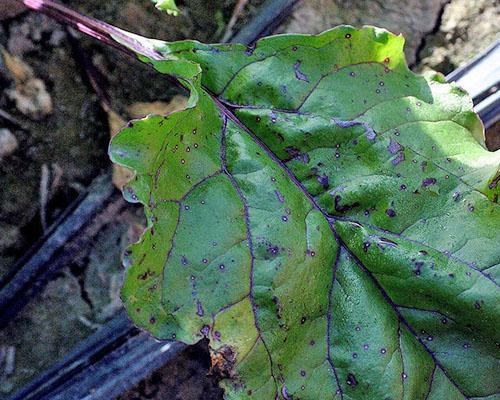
[151,0,180,16]
[109,26,500,399]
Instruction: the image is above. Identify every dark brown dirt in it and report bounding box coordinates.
[117,340,224,400]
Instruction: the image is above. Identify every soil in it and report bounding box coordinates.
[281,0,448,66]
[117,340,224,400]
[0,0,498,399]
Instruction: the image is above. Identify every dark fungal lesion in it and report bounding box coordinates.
[422,177,437,187]
[346,372,358,387]
[333,195,360,213]
[385,208,396,217]
[293,61,310,82]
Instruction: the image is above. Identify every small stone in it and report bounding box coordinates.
[0,128,18,158]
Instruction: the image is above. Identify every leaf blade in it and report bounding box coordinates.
[109,25,500,399]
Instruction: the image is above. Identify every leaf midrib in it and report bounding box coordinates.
[210,90,471,398]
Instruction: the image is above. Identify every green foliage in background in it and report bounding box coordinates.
[109,26,500,399]
[152,0,179,16]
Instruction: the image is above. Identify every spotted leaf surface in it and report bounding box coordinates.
[109,26,500,399]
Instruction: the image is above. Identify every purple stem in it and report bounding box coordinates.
[20,0,163,60]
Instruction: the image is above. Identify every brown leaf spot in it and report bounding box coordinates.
[210,346,236,379]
